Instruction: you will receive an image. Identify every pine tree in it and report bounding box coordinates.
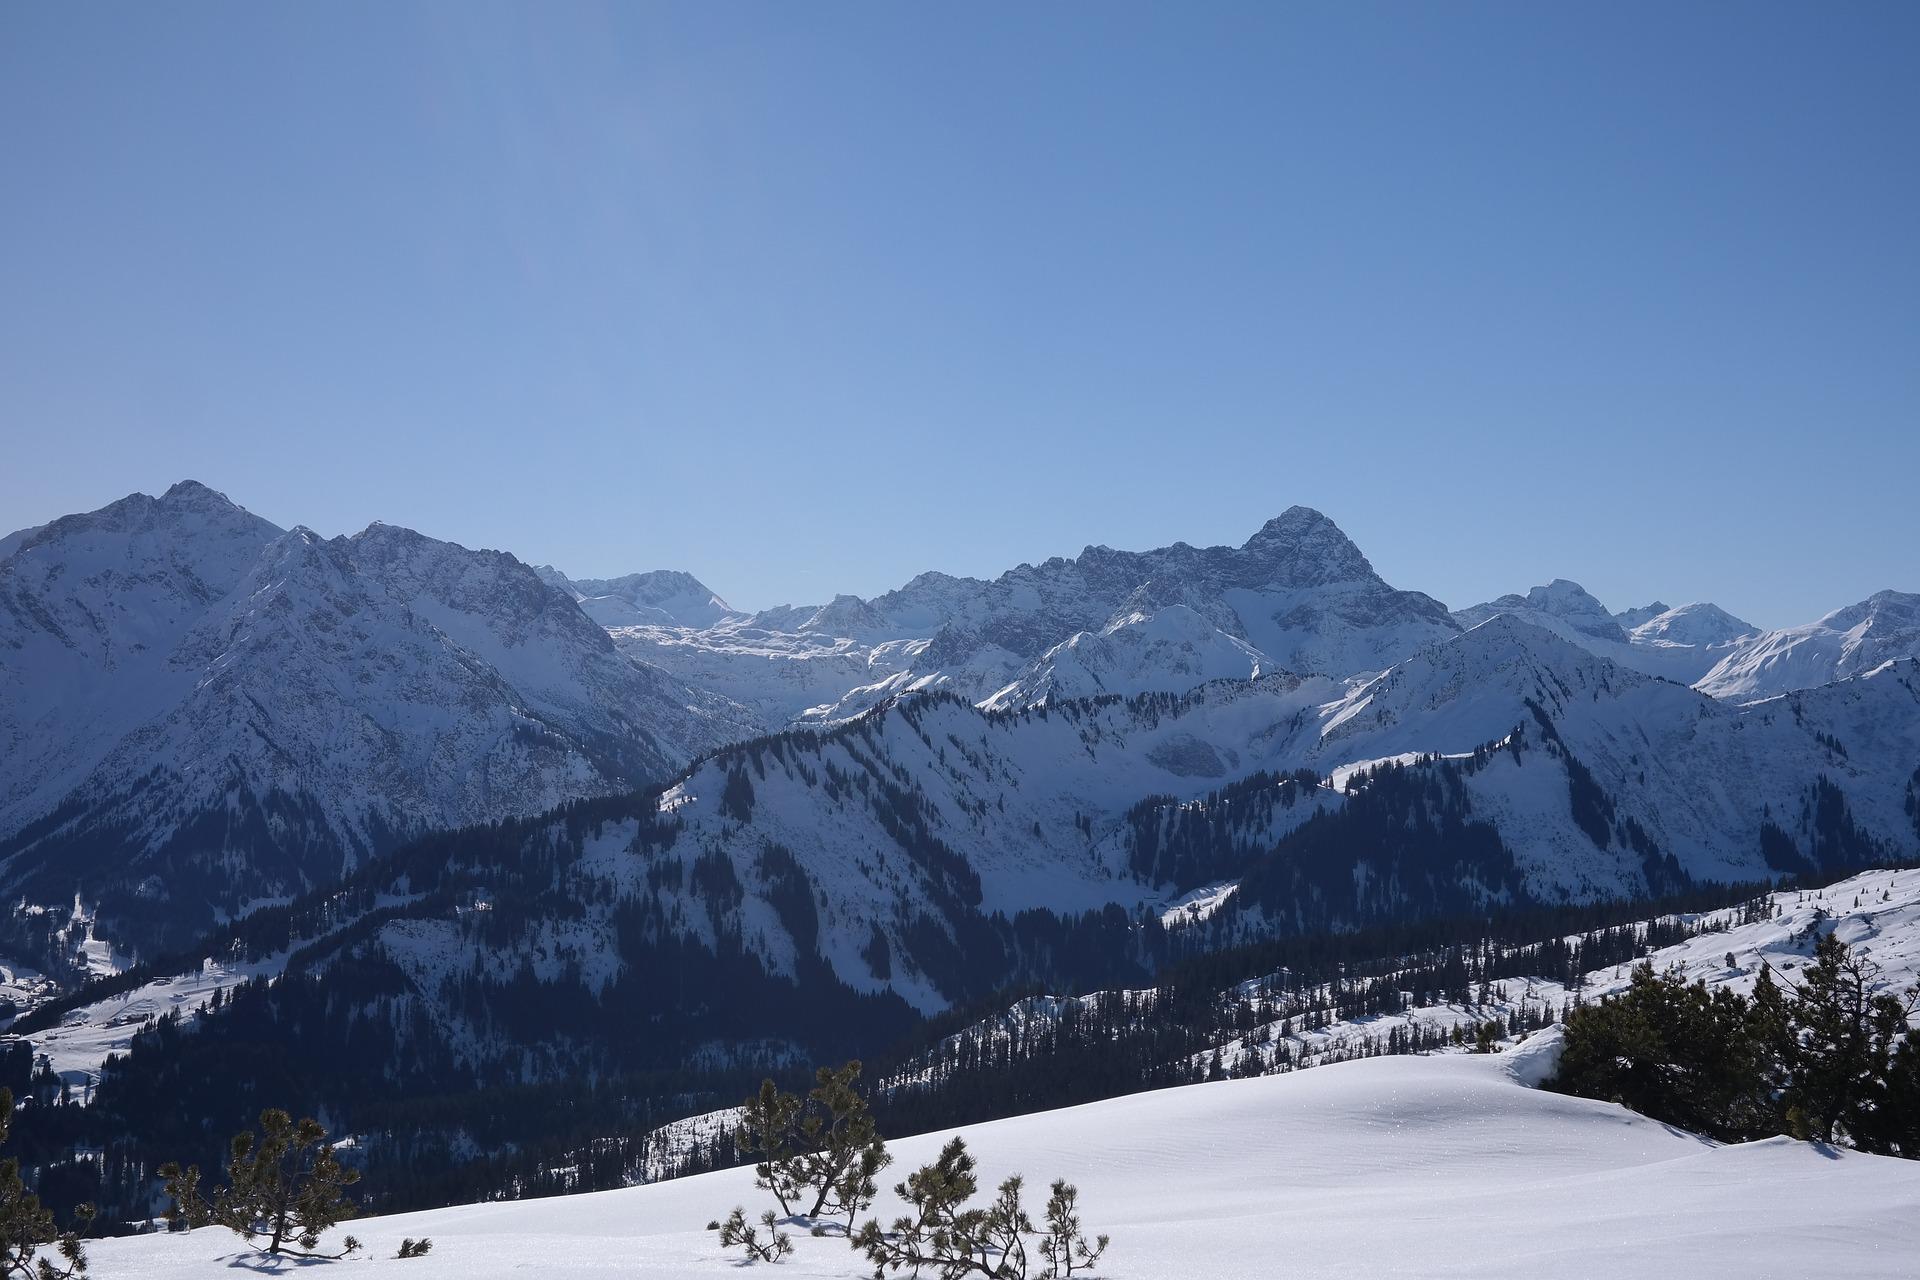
[855,1136,1008,1277]
[738,1079,804,1216]
[793,1062,892,1228]
[1875,1033,1920,1158]
[159,1109,361,1258]
[715,1206,793,1262]
[1037,1180,1108,1278]
[853,1138,1108,1279]
[1783,933,1904,1143]
[735,1062,891,1229]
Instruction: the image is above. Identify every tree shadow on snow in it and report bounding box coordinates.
[220,1252,344,1273]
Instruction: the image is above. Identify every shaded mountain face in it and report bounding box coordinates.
[0,483,758,953]
[605,507,1462,725]
[1696,590,1920,702]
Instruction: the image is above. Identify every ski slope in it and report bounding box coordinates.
[93,1044,1920,1279]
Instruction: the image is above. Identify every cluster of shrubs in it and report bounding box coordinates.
[1553,929,1920,1154]
[712,1060,1109,1276]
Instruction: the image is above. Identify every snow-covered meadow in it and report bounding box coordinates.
[91,1041,1920,1278]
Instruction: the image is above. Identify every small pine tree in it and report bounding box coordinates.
[738,1079,804,1216]
[715,1206,792,1262]
[396,1237,433,1258]
[1473,1021,1501,1054]
[0,1089,91,1280]
[854,1138,1107,1279]
[1038,1180,1108,1278]
[735,1062,891,1229]
[793,1062,892,1229]
[159,1109,361,1258]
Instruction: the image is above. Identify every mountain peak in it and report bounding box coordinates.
[1245,505,1341,543]
[1629,601,1758,648]
[1237,507,1375,586]
[160,478,226,503]
[1455,579,1627,645]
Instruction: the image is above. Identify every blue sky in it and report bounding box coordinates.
[2,3,1914,627]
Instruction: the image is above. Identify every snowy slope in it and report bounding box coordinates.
[1696,590,1920,702]
[608,619,911,730]
[0,484,760,952]
[1284,615,1920,900]
[1198,867,1920,1080]
[91,1047,1920,1279]
[981,605,1276,709]
[1613,600,1670,629]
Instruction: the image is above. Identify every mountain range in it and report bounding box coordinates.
[3,480,1918,964]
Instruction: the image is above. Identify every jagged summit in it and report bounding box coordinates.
[1237,505,1376,585]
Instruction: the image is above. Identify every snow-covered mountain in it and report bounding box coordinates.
[1696,590,1920,703]
[1628,599,1758,649]
[53,614,1911,1094]
[981,605,1275,709]
[536,566,739,629]
[1468,579,1920,704]
[1456,578,1630,644]
[7,482,1916,974]
[603,507,1459,725]
[1613,600,1671,630]
[0,482,758,951]
[1455,580,1759,684]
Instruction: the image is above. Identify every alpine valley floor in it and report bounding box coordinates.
[92,1037,1920,1279]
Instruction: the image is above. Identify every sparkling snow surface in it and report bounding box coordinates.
[93,1046,1920,1278]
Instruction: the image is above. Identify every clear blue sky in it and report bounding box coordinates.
[3,3,1915,627]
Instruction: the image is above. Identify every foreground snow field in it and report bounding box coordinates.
[93,1044,1920,1279]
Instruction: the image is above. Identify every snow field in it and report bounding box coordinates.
[91,1046,1920,1278]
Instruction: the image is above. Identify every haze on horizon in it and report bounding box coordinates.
[2,3,1915,629]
